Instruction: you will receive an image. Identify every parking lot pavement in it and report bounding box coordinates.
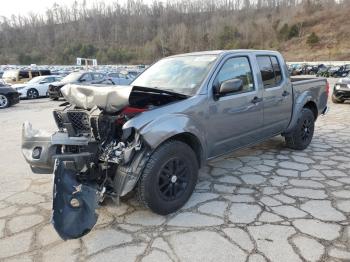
[0,79,349,262]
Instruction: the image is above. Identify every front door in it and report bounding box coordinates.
[207,55,264,158]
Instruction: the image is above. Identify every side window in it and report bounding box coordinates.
[257,56,275,87]
[31,71,40,78]
[19,71,29,79]
[93,73,104,80]
[80,73,92,82]
[214,56,254,95]
[270,56,282,83]
[257,56,283,88]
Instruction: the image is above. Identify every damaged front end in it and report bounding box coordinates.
[21,85,159,239]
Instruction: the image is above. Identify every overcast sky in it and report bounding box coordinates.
[0,0,161,18]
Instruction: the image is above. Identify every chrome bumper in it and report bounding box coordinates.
[21,122,90,174]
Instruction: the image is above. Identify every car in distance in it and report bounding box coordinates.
[2,69,51,85]
[332,74,350,103]
[13,75,63,99]
[107,71,137,85]
[48,71,105,100]
[22,50,329,239]
[0,81,20,108]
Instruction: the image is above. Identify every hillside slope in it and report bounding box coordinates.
[0,0,349,64]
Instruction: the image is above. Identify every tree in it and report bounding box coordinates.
[307,32,320,46]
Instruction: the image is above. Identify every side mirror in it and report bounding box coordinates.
[215,78,243,98]
[79,78,86,82]
[39,80,47,84]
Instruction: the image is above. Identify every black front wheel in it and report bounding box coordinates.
[137,140,198,215]
[285,108,315,150]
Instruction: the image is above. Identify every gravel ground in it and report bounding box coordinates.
[0,78,349,262]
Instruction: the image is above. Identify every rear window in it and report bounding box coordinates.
[257,56,283,88]
[257,56,275,87]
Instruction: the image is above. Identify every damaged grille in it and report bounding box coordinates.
[53,111,64,129]
[67,111,91,133]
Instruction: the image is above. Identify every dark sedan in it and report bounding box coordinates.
[0,81,20,108]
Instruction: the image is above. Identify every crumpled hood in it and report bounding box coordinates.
[61,84,133,112]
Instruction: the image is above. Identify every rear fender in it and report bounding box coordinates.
[284,91,314,134]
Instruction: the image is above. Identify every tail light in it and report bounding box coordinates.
[326,81,330,97]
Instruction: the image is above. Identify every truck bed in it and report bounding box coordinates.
[291,76,328,116]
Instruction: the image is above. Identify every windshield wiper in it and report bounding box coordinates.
[133,86,188,98]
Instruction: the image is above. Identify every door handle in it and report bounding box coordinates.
[251,96,263,104]
[282,91,290,97]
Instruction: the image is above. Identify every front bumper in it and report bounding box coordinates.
[21,122,91,173]
[333,89,350,100]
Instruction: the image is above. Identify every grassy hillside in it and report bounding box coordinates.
[0,0,349,64]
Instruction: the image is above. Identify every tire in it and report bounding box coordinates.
[137,140,198,215]
[0,94,9,108]
[285,108,315,150]
[332,95,344,104]
[27,88,39,99]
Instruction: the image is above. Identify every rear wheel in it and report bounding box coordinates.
[332,94,344,104]
[27,88,39,99]
[137,140,198,215]
[285,108,315,150]
[0,94,9,108]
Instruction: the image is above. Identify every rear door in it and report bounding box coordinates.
[257,55,293,136]
[207,55,264,157]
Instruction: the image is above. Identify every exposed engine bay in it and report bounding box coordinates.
[22,84,187,239]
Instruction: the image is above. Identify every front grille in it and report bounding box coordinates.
[53,111,64,129]
[90,116,100,140]
[67,111,91,133]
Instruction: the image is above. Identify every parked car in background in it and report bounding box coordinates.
[13,75,63,99]
[48,71,105,100]
[0,81,20,108]
[22,50,328,239]
[2,69,51,85]
[329,65,350,78]
[107,71,136,85]
[316,66,331,77]
[332,74,350,103]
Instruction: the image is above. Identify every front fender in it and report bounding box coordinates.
[136,113,207,158]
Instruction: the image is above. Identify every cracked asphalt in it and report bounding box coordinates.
[0,78,349,262]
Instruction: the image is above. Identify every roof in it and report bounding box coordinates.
[169,49,281,57]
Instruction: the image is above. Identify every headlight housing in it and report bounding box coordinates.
[335,85,341,90]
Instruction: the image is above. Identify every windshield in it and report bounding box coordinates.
[62,72,83,83]
[27,76,45,84]
[132,55,218,96]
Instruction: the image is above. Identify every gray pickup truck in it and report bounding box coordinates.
[22,50,329,239]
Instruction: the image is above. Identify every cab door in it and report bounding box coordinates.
[207,55,264,158]
[256,55,293,137]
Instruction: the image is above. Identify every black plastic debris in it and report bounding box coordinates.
[52,160,99,240]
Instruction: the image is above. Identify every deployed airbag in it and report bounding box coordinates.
[61,84,133,113]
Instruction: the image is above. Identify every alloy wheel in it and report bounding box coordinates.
[0,95,9,108]
[158,157,190,201]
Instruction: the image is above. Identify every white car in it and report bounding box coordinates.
[13,75,63,99]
